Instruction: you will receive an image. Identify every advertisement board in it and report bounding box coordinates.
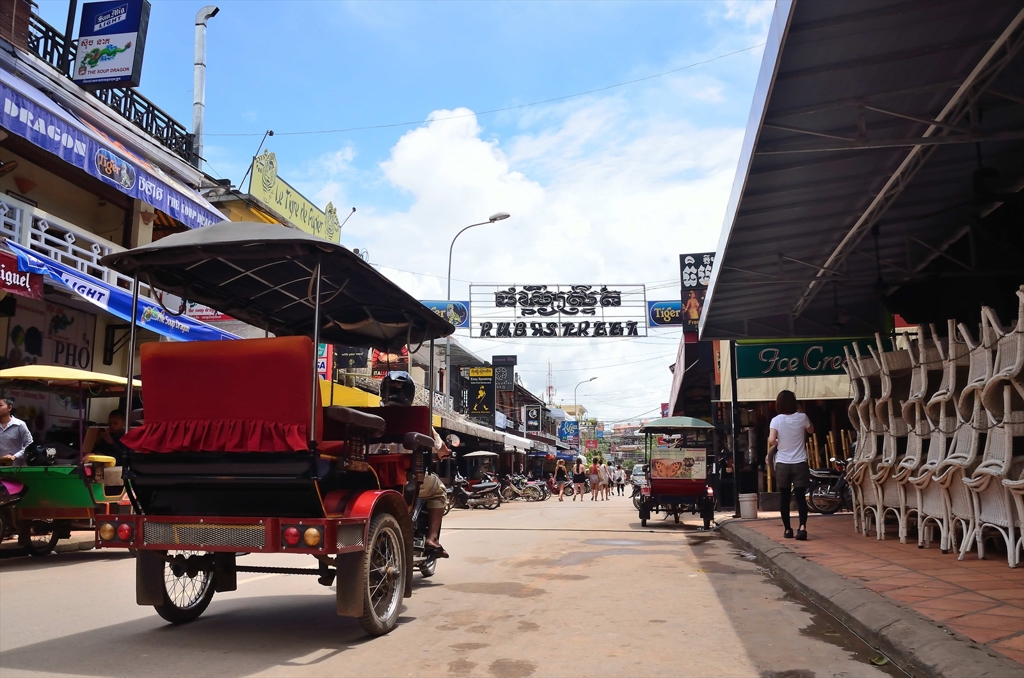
[679,252,715,331]
[493,355,516,391]
[184,302,232,323]
[734,338,880,379]
[317,343,333,381]
[0,250,42,299]
[74,0,151,89]
[524,405,542,432]
[421,300,470,329]
[470,284,647,338]
[584,439,598,450]
[558,421,580,444]
[334,346,369,370]
[647,300,682,326]
[250,150,341,243]
[371,346,409,378]
[466,366,495,425]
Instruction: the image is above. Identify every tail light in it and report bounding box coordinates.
[303,527,323,547]
[706,485,715,496]
[98,523,115,541]
[283,526,301,546]
[117,523,133,541]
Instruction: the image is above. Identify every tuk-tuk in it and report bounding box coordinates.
[0,366,140,555]
[636,416,716,529]
[92,221,453,636]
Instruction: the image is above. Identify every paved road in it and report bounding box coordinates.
[1,495,897,677]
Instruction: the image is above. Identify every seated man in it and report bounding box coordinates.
[82,409,129,465]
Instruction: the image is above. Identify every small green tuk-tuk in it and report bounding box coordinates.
[0,365,139,555]
[637,416,716,529]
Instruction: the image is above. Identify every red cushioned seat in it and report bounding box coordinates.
[123,337,327,453]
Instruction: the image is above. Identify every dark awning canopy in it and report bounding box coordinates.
[101,221,454,351]
[701,0,1024,339]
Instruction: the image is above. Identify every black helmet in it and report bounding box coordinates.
[380,371,415,406]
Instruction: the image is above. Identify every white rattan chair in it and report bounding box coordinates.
[1001,466,1024,568]
[848,343,884,537]
[869,334,913,541]
[963,386,1024,567]
[981,287,1024,425]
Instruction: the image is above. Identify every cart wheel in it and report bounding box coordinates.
[19,520,59,557]
[419,556,437,578]
[674,513,680,524]
[154,551,215,624]
[359,513,405,636]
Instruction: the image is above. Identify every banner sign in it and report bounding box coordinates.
[493,355,516,391]
[585,439,598,450]
[317,343,333,381]
[596,429,604,439]
[0,250,42,299]
[371,346,409,378]
[184,302,232,323]
[679,252,715,331]
[74,0,151,89]
[334,346,369,369]
[524,405,542,432]
[735,338,877,379]
[466,366,495,425]
[470,284,647,338]
[250,151,341,243]
[647,300,682,327]
[558,421,579,444]
[10,242,238,343]
[421,300,470,329]
[0,76,222,231]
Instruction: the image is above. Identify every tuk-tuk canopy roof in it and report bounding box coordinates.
[0,366,141,397]
[100,221,455,351]
[639,416,714,434]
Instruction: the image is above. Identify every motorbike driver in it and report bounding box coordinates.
[380,371,451,559]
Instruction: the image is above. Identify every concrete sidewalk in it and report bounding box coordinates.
[720,513,1023,677]
[0,531,95,557]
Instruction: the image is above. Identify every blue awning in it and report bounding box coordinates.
[0,71,222,230]
[8,241,237,342]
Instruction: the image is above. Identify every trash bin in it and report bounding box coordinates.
[739,493,758,519]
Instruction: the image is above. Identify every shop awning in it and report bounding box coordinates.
[0,71,223,231]
[504,433,532,452]
[9,241,237,342]
[438,414,505,444]
[701,0,1024,339]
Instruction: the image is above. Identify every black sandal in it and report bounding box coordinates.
[783,528,794,539]
[425,544,450,558]
[795,528,807,541]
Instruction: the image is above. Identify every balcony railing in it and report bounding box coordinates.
[0,193,150,298]
[26,14,195,163]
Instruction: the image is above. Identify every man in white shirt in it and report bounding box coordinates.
[0,397,34,466]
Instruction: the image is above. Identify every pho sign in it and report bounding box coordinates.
[735,339,877,379]
[470,284,646,338]
[74,0,151,89]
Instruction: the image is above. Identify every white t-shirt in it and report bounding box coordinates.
[770,412,811,465]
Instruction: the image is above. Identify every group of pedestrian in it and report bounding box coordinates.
[551,457,625,501]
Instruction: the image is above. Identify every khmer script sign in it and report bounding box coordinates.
[469,284,647,338]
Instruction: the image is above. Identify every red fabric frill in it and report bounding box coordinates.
[122,419,310,453]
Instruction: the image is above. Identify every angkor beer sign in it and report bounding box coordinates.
[735,339,877,379]
[469,284,647,338]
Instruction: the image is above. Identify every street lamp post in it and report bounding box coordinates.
[445,212,510,409]
[574,377,597,455]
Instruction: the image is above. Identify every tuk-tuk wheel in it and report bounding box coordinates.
[641,518,647,527]
[419,555,436,578]
[154,551,215,624]
[674,513,680,524]
[359,513,406,636]
[19,520,58,557]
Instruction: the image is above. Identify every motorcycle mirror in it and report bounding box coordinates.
[829,457,836,462]
[445,434,461,448]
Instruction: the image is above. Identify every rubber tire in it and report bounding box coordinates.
[501,486,517,502]
[563,485,574,497]
[358,513,406,636]
[482,492,500,510]
[443,494,454,516]
[523,486,542,502]
[808,483,841,515]
[641,518,647,527]
[20,521,59,557]
[154,555,215,624]
[419,556,436,578]
[674,513,680,524]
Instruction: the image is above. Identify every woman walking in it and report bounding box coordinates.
[767,390,814,540]
[589,458,601,501]
[554,459,569,501]
[598,460,611,500]
[572,459,587,501]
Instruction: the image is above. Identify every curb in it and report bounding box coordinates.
[719,520,1021,678]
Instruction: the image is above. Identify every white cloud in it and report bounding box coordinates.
[720,0,775,31]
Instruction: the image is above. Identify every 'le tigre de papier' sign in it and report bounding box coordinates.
[469,284,647,338]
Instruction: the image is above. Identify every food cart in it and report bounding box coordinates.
[637,416,716,529]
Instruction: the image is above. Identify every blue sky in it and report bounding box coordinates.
[39,0,774,421]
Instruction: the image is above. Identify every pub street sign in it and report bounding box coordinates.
[470,284,647,338]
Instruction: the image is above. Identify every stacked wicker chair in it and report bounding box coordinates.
[868,334,913,540]
[842,346,865,533]
[1003,467,1024,567]
[912,320,968,552]
[847,343,884,536]
[963,288,1024,567]
[891,328,942,543]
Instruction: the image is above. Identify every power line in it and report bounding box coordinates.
[207,43,765,138]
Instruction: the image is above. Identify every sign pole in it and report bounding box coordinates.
[62,0,78,75]
[730,339,741,518]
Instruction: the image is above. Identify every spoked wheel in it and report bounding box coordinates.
[19,520,59,557]
[155,551,215,624]
[419,556,437,578]
[482,492,500,510]
[523,486,543,502]
[443,493,454,515]
[500,486,517,502]
[563,484,574,497]
[808,482,841,514]
[632,492,643,510]
[359,513,405,636]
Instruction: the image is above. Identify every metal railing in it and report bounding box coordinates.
[26,14,195,163]
[0,193,150,298]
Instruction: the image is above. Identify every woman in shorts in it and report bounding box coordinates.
[554,459,569,501]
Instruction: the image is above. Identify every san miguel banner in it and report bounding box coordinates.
[679,252,715,331]
[0,250,42,299]
[470,284,647,338]
[735,338,884,379]
[421,300,470,329]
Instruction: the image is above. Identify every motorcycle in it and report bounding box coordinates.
[449,474,501,510]
[0,476,28,543]
[631,480,645,510]
[807,458,852,514]
[411,497,440,577]
[500,475,543,502]
[547,474,574,498]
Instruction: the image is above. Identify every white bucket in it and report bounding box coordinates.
[739,493,758,519]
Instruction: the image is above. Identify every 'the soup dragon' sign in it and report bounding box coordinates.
[469,284,647,338]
